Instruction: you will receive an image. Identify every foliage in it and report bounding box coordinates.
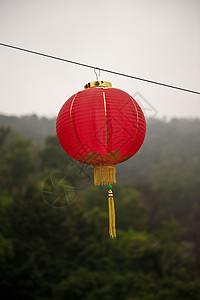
[0,117,200,299]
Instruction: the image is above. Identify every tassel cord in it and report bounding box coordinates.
[108,197,113,238]
[111,197,116,238]
[108,186,116,239]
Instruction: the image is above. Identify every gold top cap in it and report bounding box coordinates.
[84,81,112,89]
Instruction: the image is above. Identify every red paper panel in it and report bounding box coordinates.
[56,87,146,165]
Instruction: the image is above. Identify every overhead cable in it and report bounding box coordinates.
[0,42,200,95]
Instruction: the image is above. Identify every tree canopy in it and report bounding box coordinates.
[0,116,200,299]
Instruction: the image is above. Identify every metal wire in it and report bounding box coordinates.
[94,68,101,81]
[0,42,200,95]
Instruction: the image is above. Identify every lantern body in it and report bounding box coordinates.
[57,81,146,237]
[56,82,146,168]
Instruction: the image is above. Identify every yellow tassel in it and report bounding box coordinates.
[111,197,116,238]
[108,187,116,239]
[108,197,112,237]
[94,165,116,186]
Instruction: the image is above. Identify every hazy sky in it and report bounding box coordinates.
[0,0,200,119]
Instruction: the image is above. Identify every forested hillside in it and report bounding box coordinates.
[0,115,200,299]
[0,114,55,142]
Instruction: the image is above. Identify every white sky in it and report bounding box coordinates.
[0,0,200,119]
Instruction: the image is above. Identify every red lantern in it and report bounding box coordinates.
[56,81,146,238]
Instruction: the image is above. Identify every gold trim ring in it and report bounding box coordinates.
[84,81,112,89]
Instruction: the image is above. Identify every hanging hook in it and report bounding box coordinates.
[94,68,101,81]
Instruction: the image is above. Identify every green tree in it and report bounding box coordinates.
[1,137,35,192]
